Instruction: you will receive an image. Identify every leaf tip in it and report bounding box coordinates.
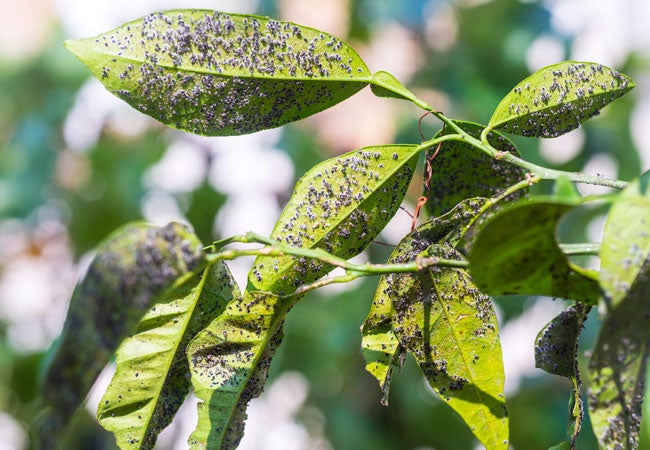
[63,38,86,59]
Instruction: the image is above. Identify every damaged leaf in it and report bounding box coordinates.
[424,121,526,218]
[65,10,371,136]
[187,291,289,449]
[249,145,420,295]
[35,222,205,449]
[588,170,650,449]
[487,61,634,138]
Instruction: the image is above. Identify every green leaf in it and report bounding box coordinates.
[548,442,572,450]
[361,198,490,401]
[469,198,601,303]
[553,177,582,201]
[187,291,289,449]
[424,121,527,217]
[535,304,589,378]
[65,10,371,136]
[97,261,239,450]
[359,285,403,406]
[588,170,650,449]
[369,70,432,110]
[394,245,508,449]
[487,61,635,138]
[35,222,205,449]
[249,144,420,294]
[600,170,650,309]
[535,304,591,446]
[362,200,507,447]
[588,280,650,450]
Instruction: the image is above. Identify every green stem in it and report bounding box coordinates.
[427,111,628,189]
[207,231,468,276]
[559,243,601,256]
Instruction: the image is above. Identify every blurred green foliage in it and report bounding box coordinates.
[1,1,646,449]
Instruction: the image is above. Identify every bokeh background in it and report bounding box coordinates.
[2,0,650,449]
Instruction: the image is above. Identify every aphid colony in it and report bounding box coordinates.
[501,62,630,138]
[364,201,502,403]
[250,147,417,295]
[85,11,371,135]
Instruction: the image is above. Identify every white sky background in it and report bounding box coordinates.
[2,0,650,448]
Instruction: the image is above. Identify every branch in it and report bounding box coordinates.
[206,232,468,276]
[426,111,628,190]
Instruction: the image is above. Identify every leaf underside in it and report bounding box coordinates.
[535,304,589,378]
[65,10,371,136]
[362,199,508,449]
[35,222,205,449]
[469,199,601,303]
[424,120,526,218]
[488,61,635,138]
[397,245,508,449]
[97,261,238,450]
[588,170,650,449]
[535,303,591,446]
[187,291,288,449]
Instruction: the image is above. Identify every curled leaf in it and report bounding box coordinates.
[35,222,205,449]
[535,304,591,446]
[488,61,634,138]
[370,70,432,110]
[65,10,371,136]
[589,170,650,449]
[469,198,601,303]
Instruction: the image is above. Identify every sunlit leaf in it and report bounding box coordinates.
[249,144,420,295]
[370,70,431,110]
[487,61,634,138]
[362,198,489,401]
[535,304,591,446]
[97,261,238,449]
[424,121,526,217]
[35,222,205,449]
[359,286,403,406]
[65,10,371,136]
[589,170,650,449]
[187,291,289,449]
[548,442,572,450]
[600,170,650,309]
[469,198,601,303]
[393,245,508,449]
[362,200,507,447]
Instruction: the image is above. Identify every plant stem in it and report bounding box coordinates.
[428,111,628,189]
[559,243,601,256]
[207,231,468,275]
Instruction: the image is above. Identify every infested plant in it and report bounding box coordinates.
[33,9,650,450]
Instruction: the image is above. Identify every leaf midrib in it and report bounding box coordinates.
[72,41,373,84]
